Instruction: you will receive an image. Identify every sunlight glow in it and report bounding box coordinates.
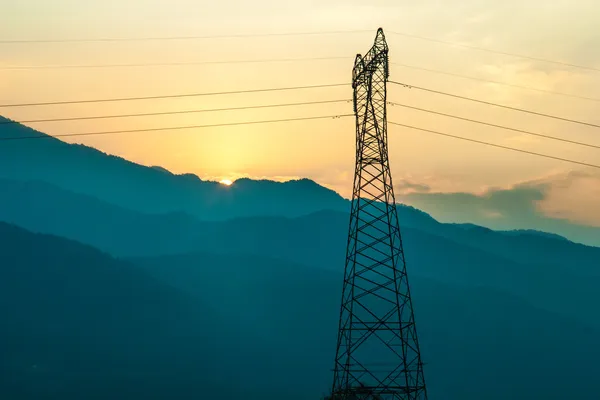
[219,179,233,186]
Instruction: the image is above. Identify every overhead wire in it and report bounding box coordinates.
[0,70,597,169]
[2,94,598,170]
[387,31,600,73]
[5,28,598,75]
[387,101,600,149]
[390,62,600,103]
[0,82,349,108]
[389,121,600,170]
[0,99,352,125]
[0,29,372,44]
[0,114,353,141]
[1,56,352,70]
[389,81,600,129]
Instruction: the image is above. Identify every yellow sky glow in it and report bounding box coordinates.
[2,0,599,205]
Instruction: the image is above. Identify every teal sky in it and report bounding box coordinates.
[2,0,600,242]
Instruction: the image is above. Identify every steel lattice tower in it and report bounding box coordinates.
[330,28,427,400]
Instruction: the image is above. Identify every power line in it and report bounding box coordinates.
[389,81,600,129]
[7,28,596,74]
[10,94,593,150]
[0,29,372,44]
[391,62,600,103]
[387,31,600,73]
[387,101,600,150]
[0,114,353,141]
[2,56,352,70]
[3,99,597,170]
[0,99,352,126]
[0,83,348,108]
[389,121,600,169]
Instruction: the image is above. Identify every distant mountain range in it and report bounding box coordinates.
[2,116,600,399]
[0,116,346,220]
[452,223,570,241]
[1,177,597,278]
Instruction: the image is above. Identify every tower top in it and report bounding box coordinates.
[374,28,388,53]
[352,28,389,87]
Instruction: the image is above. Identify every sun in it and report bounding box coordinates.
[219,179,233,186]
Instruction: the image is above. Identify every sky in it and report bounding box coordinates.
[2,0,600,241]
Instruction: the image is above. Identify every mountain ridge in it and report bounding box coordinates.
[2,115,598,247]
[0,116,346,219]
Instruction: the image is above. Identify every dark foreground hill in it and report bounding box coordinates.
[2,221,599,399]
[3,214,600,400]
[0,222,299,400]
[131,251,600,400]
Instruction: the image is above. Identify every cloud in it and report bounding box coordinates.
[398,170,600,247]
[535,171,600,227]
[395,179,431,195]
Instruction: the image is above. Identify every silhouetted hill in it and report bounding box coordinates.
[452,223,569,242]
[2,115,597,258]
[150,165,173,174]
[1,178,599,329]
[428,218,600,275]
[0,222,298,400]
[3,176,596,268]
[131,251,600,400]
[498,228,569,241]
[0,116,346,219]
[0,178,207,256]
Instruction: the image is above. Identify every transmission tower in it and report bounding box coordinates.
[329,28,427,400]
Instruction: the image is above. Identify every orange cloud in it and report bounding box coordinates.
[535,171,600,227]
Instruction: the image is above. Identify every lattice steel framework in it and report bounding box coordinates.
[330,28,427,400]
